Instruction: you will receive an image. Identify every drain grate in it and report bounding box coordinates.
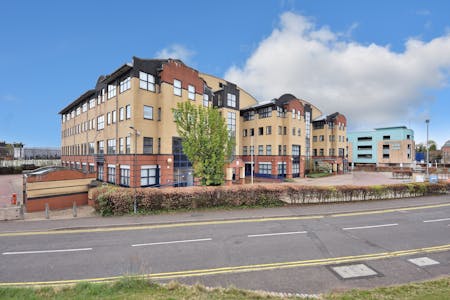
[331,263,378,279]
[408,257,440,267]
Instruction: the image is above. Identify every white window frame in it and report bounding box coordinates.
[173,79,182,96]
[119,77,131,93]
[97,115,105,130]
[126,105,131,119]
[227,93,236,107]
[144,105,153,120]
[188,84,195,100]
[139,71,155,92]
[107,84,117,99]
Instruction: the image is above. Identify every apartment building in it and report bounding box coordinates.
[442,140,450,165]
[60,57,348,187]
[311,113,348,173]
[347,126,415,167]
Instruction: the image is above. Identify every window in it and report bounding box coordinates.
[119,138,124,154]
[111,110,116,123]
[82,102,87,112]
[139,71,155,92]
[277,162,287,176]
[258,162,272,175]
[126,105,131,119]
[292,109,296,119]
[88,143,94,154]
[125,137,131,154]
[76,107,81,116]
[258,145,264,155]
[297,111,301,120]
[292,127,296,135]
[358,154,373,159]
[278,145,282,155]
[357,145,372,150]
[249,146,254,155]
[107,84,116,99]
[283,145,287,155]
[157,107,161,121]
[157,137,161,154]
[258,127,264,135]
[277,107,286,118]
[278,126,282,135]
[107,112,111,125]
[292,163,300,175]
[203,93,209,107]
[144,105,153,120]
[407,134,411,140]
[120,165,130,186]
[97,163,104,181]
[97,115,104,130]
[383,135,391,140]
[250,128,254,136]
[266,145,272,155]
[141,165,159,187]
[107,139,116,154]
[120,77,131,93]
[227,93,236,107]
[227,112,236,136]
[313,149,317,156]
[143,137,153,154]
[244,111,255,121]
[297,128,301,136]
[266,126,272,135]
[188,85,195,100]
[292,145,300,156]
[283,127,287,135]
[258,107,272,118]
[174,79,182,96]
[243,146,248,155]
[243,129,247,137]
[329,148,335,156]
[119,107,124,121]
[357,136,372,141]
[89,163,94,173]
[97,141,104,154]
[107,165,116,184]
[319,149,324,156]
[89,98,95,109]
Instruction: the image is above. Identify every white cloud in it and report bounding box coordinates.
[0,94,17,102]
[155,44,195,64]
[225,12,450,130]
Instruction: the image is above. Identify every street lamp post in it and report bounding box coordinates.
[426,119,429,178]
[129,126,140,214]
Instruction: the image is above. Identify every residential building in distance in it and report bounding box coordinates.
[347,126,415,167]
[59,57,348,188]
[442,140,450,165]
[311,112,348,173]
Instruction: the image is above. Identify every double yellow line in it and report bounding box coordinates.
[1,202,449,237]
[2,243,450,287]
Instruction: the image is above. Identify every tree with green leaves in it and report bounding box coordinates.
[173,101,234,186]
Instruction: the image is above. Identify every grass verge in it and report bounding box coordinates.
[324,276,450,300]
[1,276,450,299]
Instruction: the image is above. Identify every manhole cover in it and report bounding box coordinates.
[408,257,439,267]
[331,263,378,279]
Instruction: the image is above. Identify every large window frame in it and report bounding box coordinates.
[139,71,155,92]
[173,79,182,96]
[144,105,153,120]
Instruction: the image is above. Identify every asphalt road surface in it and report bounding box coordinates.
[0,196,449,295]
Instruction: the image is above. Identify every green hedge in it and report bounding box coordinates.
[92,182,450,216]
[0,166,23,175]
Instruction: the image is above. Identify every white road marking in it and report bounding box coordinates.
[342,223,398,231]
[248,231,307,238]
[132,238,212,247]
[423,218,450,223]
[2,248,92,255]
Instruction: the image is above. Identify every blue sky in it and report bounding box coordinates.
[1,0,449,148]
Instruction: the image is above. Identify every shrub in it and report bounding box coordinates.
[91,182,450,216]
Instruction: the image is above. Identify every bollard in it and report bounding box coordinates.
[45,203,50,219]
[19,205,24,220]
[73,201,77,218]
[11,193,17,205]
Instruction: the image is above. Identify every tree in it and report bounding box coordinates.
[173,101,234,186]
[428,140,437,151]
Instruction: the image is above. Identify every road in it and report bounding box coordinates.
[0,196,449,295]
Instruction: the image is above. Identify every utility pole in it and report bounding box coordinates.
[426,119,429,178]
[129,126,139,214]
